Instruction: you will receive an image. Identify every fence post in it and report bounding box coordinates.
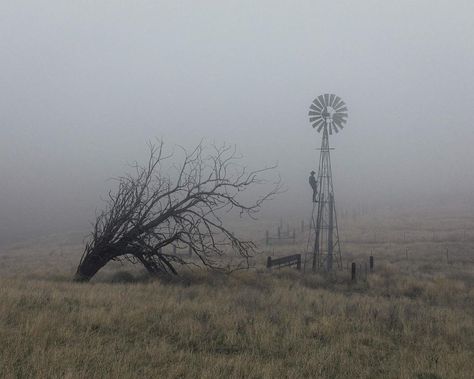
[265,230,269,245]
[351,262,356,281]
[369,255,374,272]
[296,255,301,270]
[267,256,272,269]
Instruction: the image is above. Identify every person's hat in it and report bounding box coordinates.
[310,171,315,174]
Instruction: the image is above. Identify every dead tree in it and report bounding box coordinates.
[74,141,280,281]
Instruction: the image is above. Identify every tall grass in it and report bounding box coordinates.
[0,266,473,378]
[0,212,473,378]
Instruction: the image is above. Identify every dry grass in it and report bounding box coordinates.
[0,212,473,378]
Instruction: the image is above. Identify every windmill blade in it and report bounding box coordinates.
[317,95,325,107]
[334,104,347,114]
[336,119,346,128]
[333,117,347,126]
[333,112,347,120]
[332,114,345,122]
[309,116,322,123]
[310,104,322,113]
[317,123,325,132]
[333,124,339,133]
[329,94,336,107]
[333,114,348,122]
[324,94,330,106]
[308,110,321,116]
[311,100,323,110]
[312,119,324,129]
[334,120,344,130]
[313,98,324,109]
[333,97,342,109]
[335,99,345,108]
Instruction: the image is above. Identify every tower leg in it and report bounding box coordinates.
[327,194,334,271]
[312,194,323,272]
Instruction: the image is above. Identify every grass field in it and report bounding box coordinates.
[0,211,473,378]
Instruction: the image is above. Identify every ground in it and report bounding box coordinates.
[0,210,473,378]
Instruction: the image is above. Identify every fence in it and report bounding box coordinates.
[350,255,374,281]
[265,227,296,245]
[267,254,302,270]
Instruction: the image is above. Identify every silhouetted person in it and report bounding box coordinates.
[309,171,318,202]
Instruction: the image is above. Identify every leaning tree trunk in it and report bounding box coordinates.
[74,246,177,282]
[74,249,114,282]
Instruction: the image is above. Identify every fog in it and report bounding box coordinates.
[1,1,474,243]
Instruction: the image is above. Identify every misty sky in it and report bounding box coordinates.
[1,1,474,242]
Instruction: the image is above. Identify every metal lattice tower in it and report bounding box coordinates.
[307,94,347,271]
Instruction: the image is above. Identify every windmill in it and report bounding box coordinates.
[307,94,347,271]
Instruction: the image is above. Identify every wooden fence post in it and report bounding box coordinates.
[351,262,356,281]
[265,230,269,245]
[296,255,301,270]
[267,256,272,269]
[369,255,374,272]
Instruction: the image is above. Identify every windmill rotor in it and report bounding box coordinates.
[308,94,348,135]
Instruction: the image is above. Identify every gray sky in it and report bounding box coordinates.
[1,1,474,242]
